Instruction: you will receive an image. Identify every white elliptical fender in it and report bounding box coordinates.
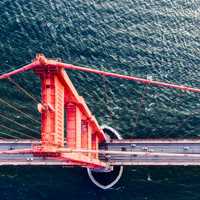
[87,125,124,189]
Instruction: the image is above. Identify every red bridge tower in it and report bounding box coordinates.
[33,55,107,169]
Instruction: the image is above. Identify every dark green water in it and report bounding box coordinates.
[1,0,200,199]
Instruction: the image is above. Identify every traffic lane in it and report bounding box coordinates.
[103,143,200,154]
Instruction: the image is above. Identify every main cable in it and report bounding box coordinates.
[61,63,200,93]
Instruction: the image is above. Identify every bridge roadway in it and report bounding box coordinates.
[0,139,200,166]
[0,140,69,166]
[100,139,200,166]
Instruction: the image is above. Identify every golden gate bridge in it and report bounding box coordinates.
[0,54,200,189]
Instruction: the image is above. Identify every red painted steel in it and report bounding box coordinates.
[0,54,108,169]
[60,64,200,93]
[1,54,200,169]
[66,103,77,149]
[33,55,107,168]
[81,120,88,151]
[0,62,40,79]
[2,54,200,93]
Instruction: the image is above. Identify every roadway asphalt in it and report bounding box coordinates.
[0,139,200,166]
[101,139,200,166]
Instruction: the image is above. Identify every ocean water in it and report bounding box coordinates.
[1,0,200,199]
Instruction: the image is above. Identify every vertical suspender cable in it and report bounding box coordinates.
[0,97,40,124]
[0,124,36,139]
[8,78,40,104]
[0,113,39,135]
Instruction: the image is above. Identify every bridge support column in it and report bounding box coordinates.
[66,103,81,149]
[91,135,99,159]
[33,55,107,169]
[88,126,92,159]
[36,68,65,149]
[81,120,88,153]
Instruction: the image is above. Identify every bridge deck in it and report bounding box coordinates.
[0,140,72,166]
[101,139,200,166]
[0,139,200,166]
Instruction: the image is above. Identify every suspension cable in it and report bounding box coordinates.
[8,78,40,104]
[1,58,200,93]
[0,97,40,124]
[0,62,30,75]
[62,63,200,93]
[0,64,19,75]
[0,113,39,135]
[0,131,21,139]
[0,124,36,139]
[0,68,16,75]
[0,62,39,80]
